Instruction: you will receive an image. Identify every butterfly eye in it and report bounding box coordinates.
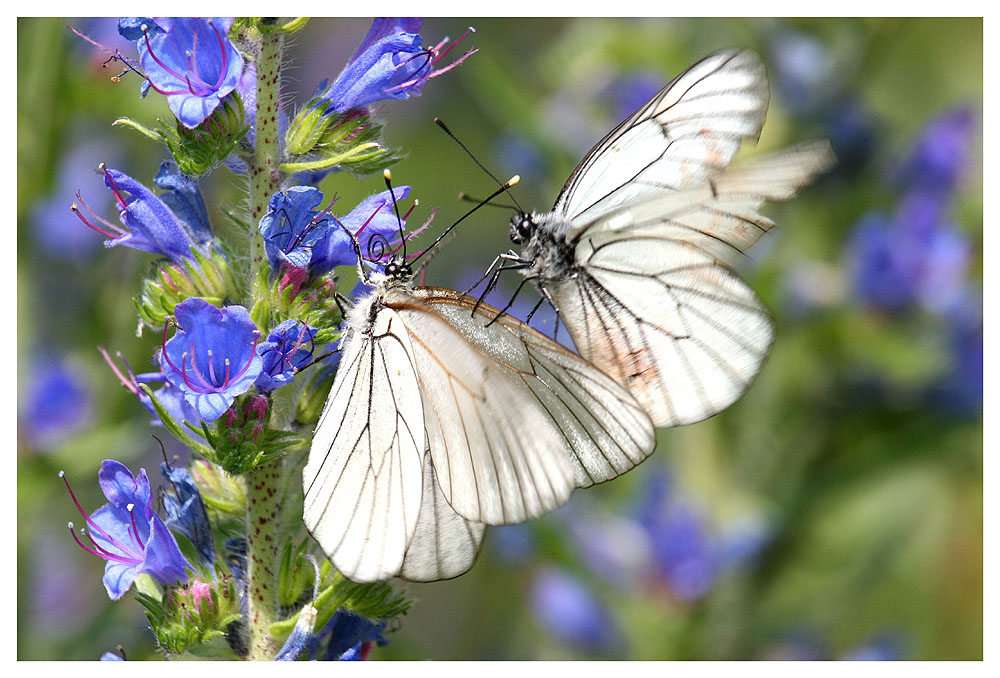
[509,213,534,244]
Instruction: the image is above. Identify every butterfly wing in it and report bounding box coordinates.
[552,143,834,427]
[414,287,656,488]
[399,444,486,582]
[387,289,577,525]
[302,308,426,583]
[553,49,769,227]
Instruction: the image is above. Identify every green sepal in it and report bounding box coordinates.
[201,393,305,475]
[269,566,411,641]
[135,245,239,332]
[140,384,216,459]
[286,104,334,156]
[281,108,401,176]
[137,564,244,657]
[113,116,162,142]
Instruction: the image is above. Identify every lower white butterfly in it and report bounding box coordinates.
[303,252,654,583]
[487,49,834,428]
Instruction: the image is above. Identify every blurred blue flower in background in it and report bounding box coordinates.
[603,70,662,122]
[21,353,92,449]
[899,107,976,195]
[634,471,771,601]
[846,107,977,315]
[770,29,835,115]
[530,567,620,653]
[928,290,983,414]
[32,138,122,261]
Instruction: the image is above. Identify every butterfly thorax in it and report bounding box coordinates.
[519,212,580,282]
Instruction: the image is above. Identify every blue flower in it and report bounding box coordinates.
[159,298,263,421]
[846,191,971,314]
[21,354,91,448]
[308,610,387,661]
[130,17,244,128]
[634,471,770,601]
[311,18,475,115]
[770,30,835,116]
[62,460,191,599]
[100,651,126,661]
[530,567,619,652]
[259,187,335,272]
[899,107,976,195]
[603,70,663,122]
[310,186,412,275]
[275,605,317,661]
[160,462,215,567]
[255,320,319,393]
[73,166,210,264]
[260,185,416,277]
[928,291,982,414]
[153,162,213,244]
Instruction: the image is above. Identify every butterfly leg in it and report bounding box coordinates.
[536,282,563,341]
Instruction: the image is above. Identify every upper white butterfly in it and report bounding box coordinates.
[499,49,834,428]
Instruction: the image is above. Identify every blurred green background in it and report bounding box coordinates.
[17,17,982,660]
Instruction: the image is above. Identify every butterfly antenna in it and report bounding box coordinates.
[409,176,521,267]
[434,117,525,213]
[383,169,407,258]
[457,191,518,210]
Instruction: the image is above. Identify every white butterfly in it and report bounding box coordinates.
[492,49,834,428]
[303,255,654,583]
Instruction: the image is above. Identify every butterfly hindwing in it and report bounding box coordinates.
[414,287,656,488]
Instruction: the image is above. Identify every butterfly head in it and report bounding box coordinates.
[509,212,537,244]
[383,253,412,280]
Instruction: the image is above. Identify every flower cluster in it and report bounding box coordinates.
[59,16,469,660]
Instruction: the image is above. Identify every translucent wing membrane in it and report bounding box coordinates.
[553,237,773,428]
[550,142,834,427]
[413,288,656,488]
[399,447,486,582]
[554,49,768,227]
[390,289,576,524]
[303,309,425,583]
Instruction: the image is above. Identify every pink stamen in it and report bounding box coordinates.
[61,472,141,562]
[98,347,140,397]
[99,165,130,211]
[208,20,228,89]
[353,202,386,238]
[142,25,190,84]
[71,201,116,238]
[432,27,476,64]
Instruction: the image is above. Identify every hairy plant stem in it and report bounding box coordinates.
[245,27,285,662]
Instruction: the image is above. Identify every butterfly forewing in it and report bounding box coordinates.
[399,445,486,582]
[413,288,656,488]
[554,49,769,227]
[303,308,425,583]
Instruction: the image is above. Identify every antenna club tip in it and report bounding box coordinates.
[58,470,65,478]
[468,26,476,33]
[383,169,392,180]
[508,175,521,187]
